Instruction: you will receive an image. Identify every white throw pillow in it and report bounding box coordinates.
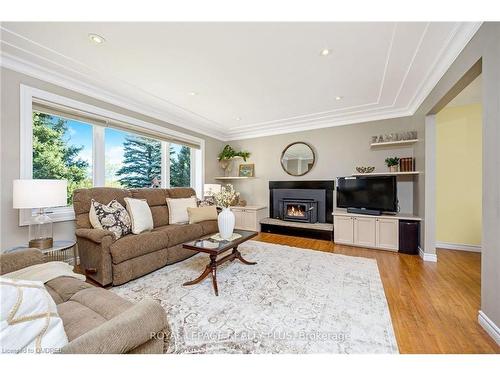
[166,196,198,224]
[124,197,154,234]
[89,203,103,229]
[0,277,68,354]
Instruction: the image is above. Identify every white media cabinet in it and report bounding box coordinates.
[231,205,267,232]
[333,210,421,252]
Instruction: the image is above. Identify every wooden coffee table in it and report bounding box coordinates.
[182,230,258,296]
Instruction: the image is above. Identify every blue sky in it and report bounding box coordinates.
[59,117,184,169]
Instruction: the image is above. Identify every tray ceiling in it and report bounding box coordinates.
[0,22,481,140]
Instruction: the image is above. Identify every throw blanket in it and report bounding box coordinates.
[0,277,68,353]
[3,261,86,284]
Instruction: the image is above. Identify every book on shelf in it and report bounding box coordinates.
[399,157,415,172]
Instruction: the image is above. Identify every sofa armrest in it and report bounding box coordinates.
[0,248,45,275]
[60,299,168,354]
[75,228,115,244]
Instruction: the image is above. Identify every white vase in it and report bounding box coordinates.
[218,207,235,240]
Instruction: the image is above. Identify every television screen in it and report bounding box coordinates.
[336,176,397,212]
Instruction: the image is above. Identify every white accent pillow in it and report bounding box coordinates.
[124,197,154,234]
[166,196,198,224]
[0,277,68,354]
[89,203,103,229]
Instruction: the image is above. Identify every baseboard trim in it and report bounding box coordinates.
[478,310,500,345]
[419,246,437,262]
[436,241,481,252]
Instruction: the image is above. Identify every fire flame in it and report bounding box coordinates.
[287,205,305,217]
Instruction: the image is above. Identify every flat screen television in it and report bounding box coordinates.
[336,176,398,213]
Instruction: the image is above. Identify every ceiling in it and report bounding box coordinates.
[446,75,482,108]
[0,22,481,140]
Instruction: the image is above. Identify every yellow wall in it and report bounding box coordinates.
[436,103,482,246]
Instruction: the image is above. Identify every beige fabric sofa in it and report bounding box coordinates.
[0,249,168,354]
[73,187,218,286]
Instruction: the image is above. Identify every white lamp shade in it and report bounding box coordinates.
[13,179,68,209]
[203,184,222,196]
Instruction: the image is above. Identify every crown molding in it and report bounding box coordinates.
[406,22,482,114]
[226,22,482,140]
[1,22,482,141]
[0,51,228,141]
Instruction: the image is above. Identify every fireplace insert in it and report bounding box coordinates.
[279,198,318,223]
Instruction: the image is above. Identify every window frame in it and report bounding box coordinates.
[20,85,204,226]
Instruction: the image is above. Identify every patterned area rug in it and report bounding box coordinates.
[112,240,399,353]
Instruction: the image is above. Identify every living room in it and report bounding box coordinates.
[1,0,499,372]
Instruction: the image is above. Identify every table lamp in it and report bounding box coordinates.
[13,179,68,249]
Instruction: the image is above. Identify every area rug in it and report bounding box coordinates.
[112,240,399,353]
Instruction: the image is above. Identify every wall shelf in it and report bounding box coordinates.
[352,171,420,177]
[214,176,255,180]
[370,139,418,147]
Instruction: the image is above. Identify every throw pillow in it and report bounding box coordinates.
[91,199,132,239]
[166,196,198,224]
[187,205,218,224]
[124,197,154,234]
[0,277,68,354]
[89,203,103,229]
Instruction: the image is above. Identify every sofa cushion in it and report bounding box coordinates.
[197,220,219,235]
[45,276,93,304]
[58,301,107,341]
[130,188,168,207]
[150,206,170,227]
[110,231,170,264]
[153,224,203,247]
[58,287,133,341]
[166,187,196,198]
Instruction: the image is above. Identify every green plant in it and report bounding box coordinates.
[218,145,251,161]
[385,157,400,167]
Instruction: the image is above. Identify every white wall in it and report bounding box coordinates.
[228,116,419,216]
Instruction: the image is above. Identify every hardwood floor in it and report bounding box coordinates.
[254,232,499,354]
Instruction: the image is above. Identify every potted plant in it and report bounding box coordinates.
[218,145,251,176]
[213,184,240,240]
[385,157,400,172]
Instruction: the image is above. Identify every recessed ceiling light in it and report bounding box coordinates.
[188,92,198,96]
[335,96,343,101]
[235,117,242,121]
[320,48,330,56]
[88,33,105,44]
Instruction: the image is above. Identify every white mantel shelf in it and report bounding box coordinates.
[370,139,419,147]
[352,171,420,177]
[214,176,256,180]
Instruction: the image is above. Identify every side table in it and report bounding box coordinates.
[5,240,77,265]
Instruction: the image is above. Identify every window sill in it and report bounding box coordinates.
[19,206,76,226]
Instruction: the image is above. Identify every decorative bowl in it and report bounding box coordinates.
[356,166,375,174]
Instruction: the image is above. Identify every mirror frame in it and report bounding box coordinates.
[280,141,316,177]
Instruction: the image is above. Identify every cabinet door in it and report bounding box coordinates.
[376,218,399,251]
[353,217,376,247]
[232,209,244,230]
[334,216,354,245]
[242,210,257,231]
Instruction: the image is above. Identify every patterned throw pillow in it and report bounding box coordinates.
[91,199,132,239]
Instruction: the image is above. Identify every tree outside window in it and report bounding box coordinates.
[32,112,92,204]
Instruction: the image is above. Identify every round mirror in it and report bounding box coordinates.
[280,142,315,176]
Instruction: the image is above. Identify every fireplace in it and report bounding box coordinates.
[269,180,334,224]
[279,198,318,223]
